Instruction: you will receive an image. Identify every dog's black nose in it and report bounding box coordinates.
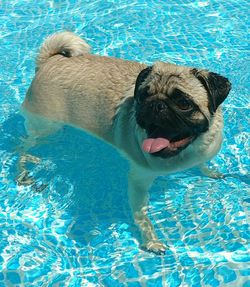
[150,101,167,112]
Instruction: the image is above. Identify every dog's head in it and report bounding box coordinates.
[134,62,231,158]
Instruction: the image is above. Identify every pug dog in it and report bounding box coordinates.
[19,32,231,254]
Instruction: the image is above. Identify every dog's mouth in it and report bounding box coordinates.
[142,124,196,158]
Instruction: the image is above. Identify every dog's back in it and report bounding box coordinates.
[23,32,145,139]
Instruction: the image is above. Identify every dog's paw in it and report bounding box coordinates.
[142,240,167,255]
[31,182,48,193]
[205,169,225,179]
[208,171,225,179]
[16,171,48,192]
[16,170,35,186]
[199,165,225,179]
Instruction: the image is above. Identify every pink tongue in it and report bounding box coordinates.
[142,138,171,153]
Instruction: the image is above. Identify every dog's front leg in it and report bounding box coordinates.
[199,163,225,179]
[128,166,167,255]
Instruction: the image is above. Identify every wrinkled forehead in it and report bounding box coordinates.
[145,62,209,113]
[148,62,202,94]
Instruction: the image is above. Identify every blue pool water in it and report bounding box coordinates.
[0,0,249,286]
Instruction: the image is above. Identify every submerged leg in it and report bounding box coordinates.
[16,110,61,188]
[199,164,225,179]
[128,165,167,255]
[16,154,41,186]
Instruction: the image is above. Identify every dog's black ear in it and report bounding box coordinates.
[134,66,152,98]
[192,69,231,114]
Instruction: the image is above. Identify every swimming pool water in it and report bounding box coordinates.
[0,0,249,286]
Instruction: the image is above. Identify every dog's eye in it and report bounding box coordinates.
[176,98,193,111]
[171,89,193,111]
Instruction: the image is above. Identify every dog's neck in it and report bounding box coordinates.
[109,97,148,166]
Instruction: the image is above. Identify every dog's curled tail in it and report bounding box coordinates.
[36,31,91,68]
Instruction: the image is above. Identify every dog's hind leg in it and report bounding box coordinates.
[128,165,167,255]
[16,110,62,188]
